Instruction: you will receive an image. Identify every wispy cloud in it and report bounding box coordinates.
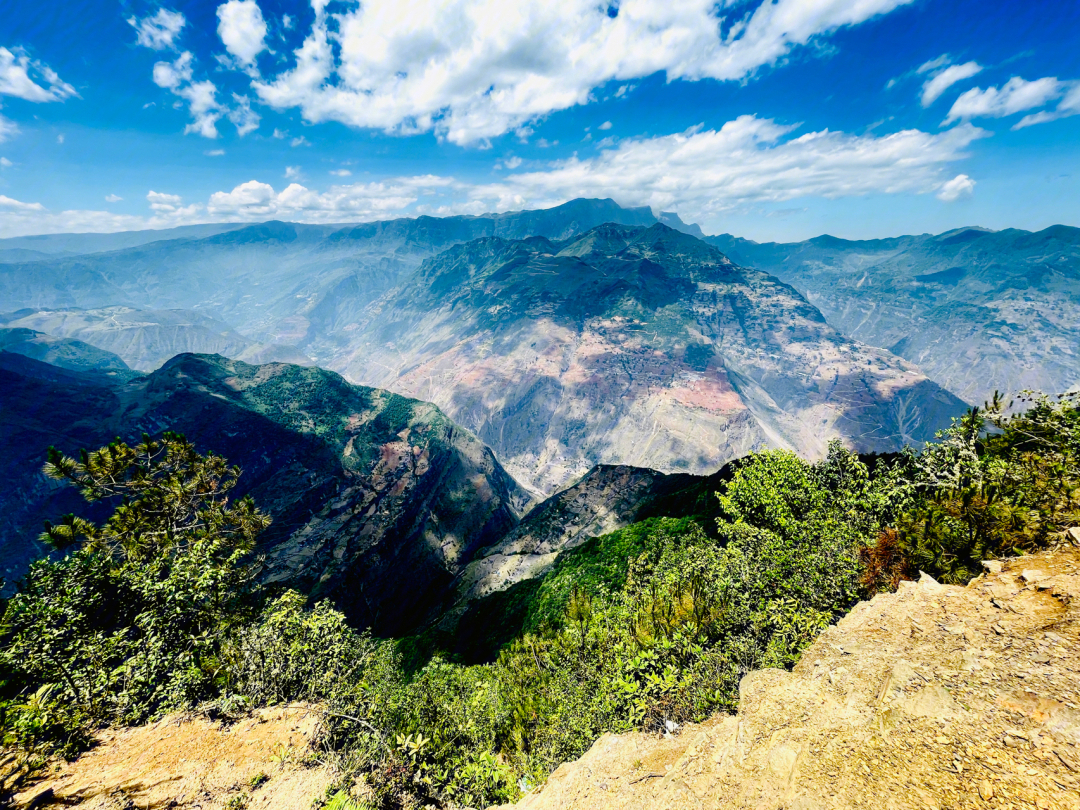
[127,9,186,51]
[105,194,122,202]
[945,76,1066,124]
[0,47,77,103]
[920,60,982,106]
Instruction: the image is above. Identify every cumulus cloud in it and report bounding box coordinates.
[920,60,981,106]
[290,135,310,147]
[0,157,11,167]
[250,0,915,145]
[284,166,302,179]
[464,116,988,221]
[329,169,352,177]
[105,193,122,202]
[0,47,77,103]
[205,176,454,220]
[217,0,268,68]
[205,149,226,156]
[936,173,975,202]
[945,76,1065,124]
[151,51,266,138]
[599,120,613,130]
[128,8,186,50]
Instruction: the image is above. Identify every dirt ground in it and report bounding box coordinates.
[10,705,336,810]
[499,546,1080,810]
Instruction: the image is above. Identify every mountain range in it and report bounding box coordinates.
[2,198,1078,635]
[708,224,1080,404]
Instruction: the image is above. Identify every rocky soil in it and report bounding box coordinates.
[10,706,333,810]
[500,546,1080,810]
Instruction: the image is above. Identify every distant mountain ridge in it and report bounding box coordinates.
[707,224,1080,403]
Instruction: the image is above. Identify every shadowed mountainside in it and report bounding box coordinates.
[0,352,528,635]
[707,225,1080,403]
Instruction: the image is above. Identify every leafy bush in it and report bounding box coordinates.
[892,392,1080,583]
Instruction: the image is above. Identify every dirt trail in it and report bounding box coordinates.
[12,705,334,810]
[501,547,1080,810]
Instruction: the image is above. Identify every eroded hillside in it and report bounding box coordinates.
[340,223,964,494]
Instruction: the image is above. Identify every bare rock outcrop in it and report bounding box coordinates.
[501,547,1080,810]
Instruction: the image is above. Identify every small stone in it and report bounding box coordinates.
[1021,569,1048,584]
[982,560,1004,574]
[978,780,994,800]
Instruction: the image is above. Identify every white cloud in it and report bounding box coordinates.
[1014,83,1080,129]
[920,61,981,106]
[0,115,987,237]
[56,133,64,144]
[272,128,287,138]
[147,190,185,212]
[205,176,453,220]
[250,0,915,145]
[128,8,186,50]
[945,76,1065,124]
[916,54,951,75]
[228,93,260,135]
[599,120,613,130]
[0,47,77,103]
[0,194,45,211]
[217,0,268,68]
[282,15,294,31]
[284,165,302,179]
[205,149,226,156]
[0,157,11,167]
[152,52,222,138]
[290,135,310,147]
[463,116,988,221]
[105,194,122,202]
[329,169,352,176]
[936,173,975,202]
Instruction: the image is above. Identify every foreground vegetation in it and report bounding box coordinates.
[2,393,1078,808]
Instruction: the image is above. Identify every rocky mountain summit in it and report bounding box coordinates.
[339,222,964,494]
[0,352,527,633]
[500,546,1080,810]
[709,225,1080,404]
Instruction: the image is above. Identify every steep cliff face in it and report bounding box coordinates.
[448,463,732,614]
[0,352,529,634]
[500,546,1080,810]
[708,225,1080,403]
[339,223,965,494]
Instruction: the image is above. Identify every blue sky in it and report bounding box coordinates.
[0,0,1077,241]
